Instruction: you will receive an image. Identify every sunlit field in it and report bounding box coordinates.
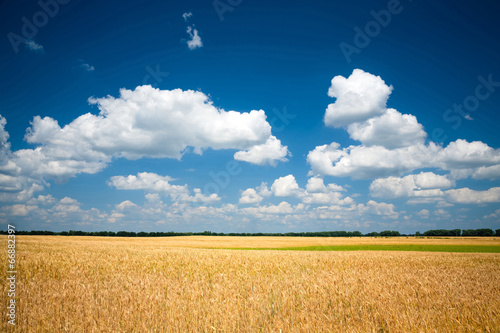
[1,236,499,332]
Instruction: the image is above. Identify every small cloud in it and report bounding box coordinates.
[80,63,95,72]
[76,59,95,72]
[182,12,193,22]
[465,115,473,120]
[183,12,203,50]
[25,39,44,53]
[186,26,203,50]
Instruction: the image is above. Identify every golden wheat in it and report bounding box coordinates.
[1,236,499,332]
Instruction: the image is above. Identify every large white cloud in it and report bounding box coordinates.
[324,69,393,127]
[347,108,426,149]
[445,187,500,204]
[28,86,275,161]
[308,142,441,179]
[472,165,500,180]
[310,69,500,181]
[308,139,500,180]
[370,172,454,199]
[0,86,289,201]
[438,140,500,171]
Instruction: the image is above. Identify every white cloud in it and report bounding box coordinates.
[79,63,95,72]
[271,175,302,197]
[413,172,454,189]
[472,165,500,180]
[240,201,295,215]
[182,12,193,21]
[116,200,137,211]
[484,209,500,219]
[417,209,430,219]
[1,85,287,190]
[27,195,56,206]
[234,136,289,166]
[310,69,500,180]
[186,26,203,50]
[239,188,263,204]
[360,200,399,219]
[305,176,344,193]
[267,174,353,205]
[324,69,393,127]
[370,172,454,199]
[308,142,441,179]
[256,182,272,197]
[445,187,500,204]
[59,197,78,205]
[306,176,327,193]
[108,172,220,203]
[25,39,44,53]
[308,138,500,180]
[433,208,451,219]
[347,108,426,149]
[301,191,353,205]
[438,139,500,170]
[1,204,37,216]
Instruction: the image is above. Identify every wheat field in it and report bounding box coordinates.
[1,236,499,332]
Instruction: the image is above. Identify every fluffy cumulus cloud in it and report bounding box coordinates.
[234,136,290,166]
[445,187,500,204]
[361,200,399,219]
[309,69,500,184]
[0,195,108,228]
[241,174,352,206]
[472,165,500,180]
[271,175,302,197]
[324,69,393,127]
[370,172,454,199]
[308,142,441,179]
[239,188,263,204]
[0,86,289,202]
[347,108,426,149]
[3,68,499,231]
[306,176,344,193]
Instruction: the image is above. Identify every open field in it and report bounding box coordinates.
[1,236,499,332]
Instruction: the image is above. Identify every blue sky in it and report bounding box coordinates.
[0,0,499,233]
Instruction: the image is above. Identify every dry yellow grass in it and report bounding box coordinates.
[1,236,499,332]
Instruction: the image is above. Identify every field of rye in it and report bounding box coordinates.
[1,236,499,332]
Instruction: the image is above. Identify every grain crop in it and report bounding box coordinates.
[1,236,499,332]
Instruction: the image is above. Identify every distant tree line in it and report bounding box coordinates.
[417,228,498,237]
[1,228,499,237]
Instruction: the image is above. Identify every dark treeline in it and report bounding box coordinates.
[1,228,499,237]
